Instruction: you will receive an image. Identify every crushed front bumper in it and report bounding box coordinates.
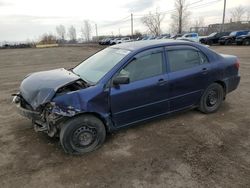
[16,103,41,120]
[12,94,64,137]
[12,95,41,120]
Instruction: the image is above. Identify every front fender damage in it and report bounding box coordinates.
[50,92,85,117]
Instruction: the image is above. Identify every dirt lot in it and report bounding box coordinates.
[0,45,249,188]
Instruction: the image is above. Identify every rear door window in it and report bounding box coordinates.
[167,49,208,72]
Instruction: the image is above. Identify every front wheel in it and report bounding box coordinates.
[60,115,106,154]
[199,83,224,114]
[207,40,213,45]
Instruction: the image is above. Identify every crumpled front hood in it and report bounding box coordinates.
[20,68,80,109]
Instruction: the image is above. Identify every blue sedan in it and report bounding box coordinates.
[13,40,240,154]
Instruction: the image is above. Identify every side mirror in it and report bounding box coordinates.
[113,76,130,85]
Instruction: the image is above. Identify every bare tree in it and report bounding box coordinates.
[68,25,77,42]
[56,25,66,41]
[230,6,246,22]
[134,30,143,38]
[171,0,190,34]
[39,33,57,44]
[81,20,92,42]
[141,10,164,36]
[247,9,250,21]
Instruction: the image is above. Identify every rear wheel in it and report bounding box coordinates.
[60,115,106,154]
[225,39,232,45]
[243,39,250,45]
[199,83,224,114]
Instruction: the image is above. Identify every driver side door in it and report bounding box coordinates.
[110,48,169,127]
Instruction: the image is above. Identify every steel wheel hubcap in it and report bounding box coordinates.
[207,90,218,106]
[72,126,97,147]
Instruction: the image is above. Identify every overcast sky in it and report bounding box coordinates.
[0,0,249,42]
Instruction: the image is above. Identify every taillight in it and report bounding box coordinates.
[235,59,240,69]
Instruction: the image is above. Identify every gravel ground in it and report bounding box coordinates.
[0,45,249,188]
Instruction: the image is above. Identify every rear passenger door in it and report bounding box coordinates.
[166,45,211,111]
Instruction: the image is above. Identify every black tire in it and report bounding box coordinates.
[60,115,106,154]
[199,83,224,114]
[207,40,213,45]
[236,41,242,45]
[243,39,250,45]
[225,39,232,45]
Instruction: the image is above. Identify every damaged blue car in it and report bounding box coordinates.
[13,40,240,154]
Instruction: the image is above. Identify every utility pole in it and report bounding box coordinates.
[95,24,98,38]
[131,13,134,39]
[221,0,226,32]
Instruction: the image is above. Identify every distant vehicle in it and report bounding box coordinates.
[177,33,199,43]
[135,37,143,41]
[236,31,250,45]
[99,39,105,45]
[110,38,121,45]
[218,30,249,45]
[105,38,114,45]
[161,36,170,39]
[141,36,155,40]
[200,32,230,45]
[178,38,196,42]
[115,37,131,44]
[99,38,113,45]
[161,34,171,39]
[155,36,163,39]
[13,40,240,154]
[147,36,156,40]
[170,34,182,39]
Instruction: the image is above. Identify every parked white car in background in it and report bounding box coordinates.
[115,37,131,44]
[110,38,121,45]
[177,33,199,42]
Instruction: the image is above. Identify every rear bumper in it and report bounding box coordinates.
[224,75,240,93]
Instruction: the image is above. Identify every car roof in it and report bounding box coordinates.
[110,39,195,51]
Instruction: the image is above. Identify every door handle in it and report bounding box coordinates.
[157,78,168,86]
[201,68,208,74]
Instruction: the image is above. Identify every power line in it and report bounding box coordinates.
[96,0,222,35]
[133,0,222,18]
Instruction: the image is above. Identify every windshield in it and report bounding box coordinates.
[230,31,237,36]
[73,48,130,84]
[208,32,217,37]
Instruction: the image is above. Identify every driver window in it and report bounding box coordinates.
[118,48,164,82]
